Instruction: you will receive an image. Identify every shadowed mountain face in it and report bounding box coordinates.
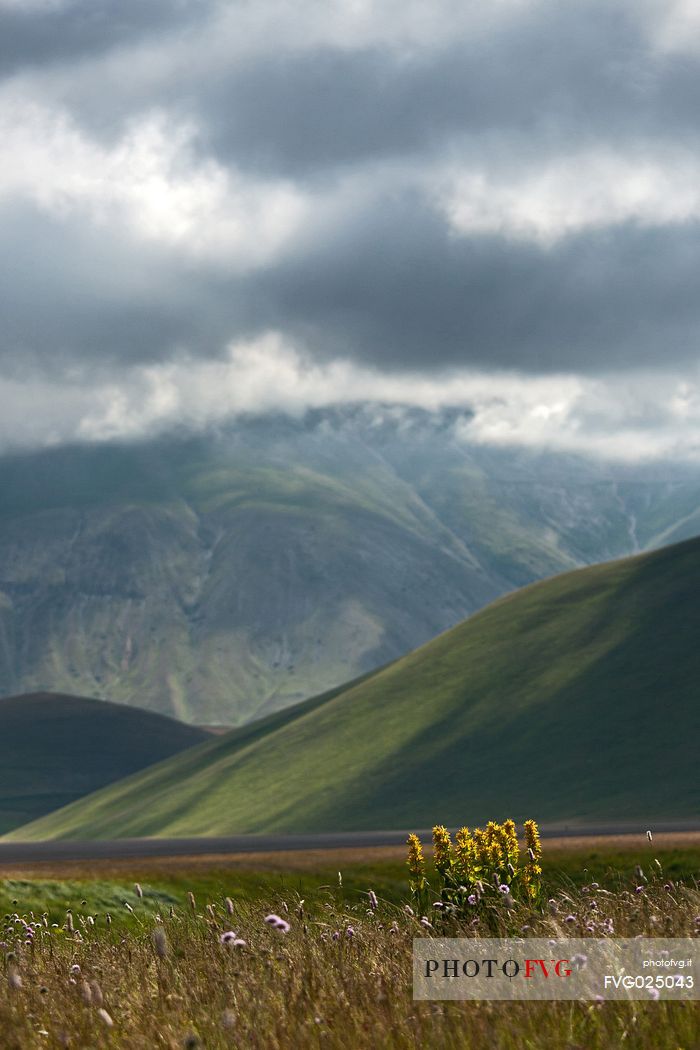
[12,536,700,841]
[1,407,700,725]
[0,692,208,834]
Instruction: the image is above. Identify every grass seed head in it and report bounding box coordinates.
[152,926,169,959]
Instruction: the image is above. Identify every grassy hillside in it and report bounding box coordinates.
[2,410,700,726]
[11,537,700,840]
[0,692,207,834]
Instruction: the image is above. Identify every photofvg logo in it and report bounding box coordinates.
[413,938,698,1001]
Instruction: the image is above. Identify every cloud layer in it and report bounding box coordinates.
[1,0,700,456]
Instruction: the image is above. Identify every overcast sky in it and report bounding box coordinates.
[2,0,700,459]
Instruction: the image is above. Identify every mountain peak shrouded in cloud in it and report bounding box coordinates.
[2,0,700,458]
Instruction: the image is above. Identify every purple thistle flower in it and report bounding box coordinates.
[498,884,510,895]
[264,914,290,934]
[345,926,355,938]
[564,914,576,923]
[220,931,238,945]
[467,894,477,905]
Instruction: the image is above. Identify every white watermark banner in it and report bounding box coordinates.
[413,938,698,1000]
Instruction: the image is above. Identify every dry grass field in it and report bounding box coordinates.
[1,832,699,1048]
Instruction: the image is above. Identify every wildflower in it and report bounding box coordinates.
[407,834,425,879]
[346,926,355,938]
[220,931,247,947]
[571,953,588,970]
[404,905,414,916]
[498,884,510,895]
[524,819,542,860]
[97,1008,114,1027]
[647,987,660,1001]
[368,890,378,911]
[420,917,432,929]
[564,914,576,924]
[264,914,290,933]
[454,827,476,880]
[467,894,477,905]
[523,819,543,899]
[70,964,81,975]
[152,926,169,959]
[432,826,453,876]
[635,885,644,894]
[332,931,340,941]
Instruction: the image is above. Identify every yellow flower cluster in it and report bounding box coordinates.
[432,825,453,876]
[407,833,425,879]
[523,818,543,899]
[406,819,543,906]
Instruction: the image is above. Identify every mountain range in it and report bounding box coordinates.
[2,407,700,725]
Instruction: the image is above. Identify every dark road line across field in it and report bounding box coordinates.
[2,822,700,863]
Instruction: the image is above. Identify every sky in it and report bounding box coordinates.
[2,0,700,459]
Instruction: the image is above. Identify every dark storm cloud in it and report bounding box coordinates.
[246,190,700,373]
[195,7,700,178]
[0,0,207,76]
[0,202,247,374]
[2,0,700,384]
[35,2,700,179]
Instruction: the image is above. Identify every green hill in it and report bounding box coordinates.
[0,692,207,834]
[8,537,700,840]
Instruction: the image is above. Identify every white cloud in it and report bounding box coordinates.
[0,334,699,462]
[437,148,700,243]
[0,98,307,267]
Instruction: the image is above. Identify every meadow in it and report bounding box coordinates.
[1,835,698,1049]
